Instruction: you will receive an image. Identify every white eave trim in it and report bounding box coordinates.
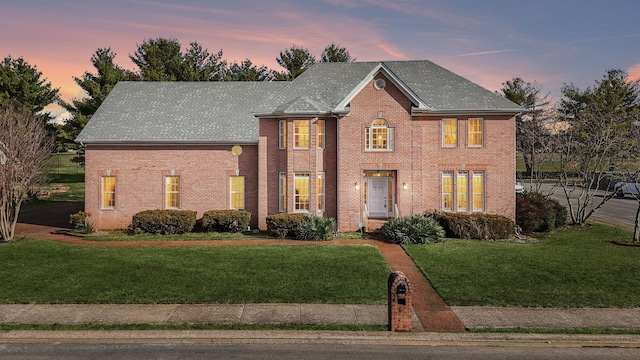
[411,107,523,116]
[333,62,429,112]
[77,140,259,146]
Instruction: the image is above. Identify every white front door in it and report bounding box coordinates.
[368,177,389,217]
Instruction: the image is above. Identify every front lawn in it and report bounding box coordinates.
[405,223,640,307]
[0,240,389,304]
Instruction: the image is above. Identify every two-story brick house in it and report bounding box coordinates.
[76,60,522,232]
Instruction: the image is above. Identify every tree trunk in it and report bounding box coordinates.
[634,201,640,243]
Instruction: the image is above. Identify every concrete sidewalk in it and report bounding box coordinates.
[2,303,640,330]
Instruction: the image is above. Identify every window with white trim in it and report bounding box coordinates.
[294,120,310,149]
[468,118,484,147]
[230,176,245,210]
[317,120,325,149]
[442,118,457,147]
[473,172,484,212]
[294,172,310,212]
[165,176,180,209]
[442,172,453,211]
[457,171,468,211]
[365,119,394,151]
[317,173,325,211]
[279,172,287,212]
[279,120,286,149]
[101,176,116,209]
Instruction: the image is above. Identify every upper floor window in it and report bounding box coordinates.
[468,118,484,147]
[365,119,394,151]
[442,118,457,147]
[101,176,116,209]
[230,176,245,210]
[279,120,287,149]
[317,120,325,149]
[165,176,180,209]
[294,120,310,149]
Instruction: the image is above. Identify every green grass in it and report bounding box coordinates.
[0,240,389,304]
[404,223,640,308]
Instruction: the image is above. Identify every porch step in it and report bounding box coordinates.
[366,218,389,232]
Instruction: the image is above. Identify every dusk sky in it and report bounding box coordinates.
[2,0,639,120]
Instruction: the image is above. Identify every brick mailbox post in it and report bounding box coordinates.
[387,271,412,332]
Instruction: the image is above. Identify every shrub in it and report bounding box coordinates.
[69,211,94,234]
[128,210,197,235]
[265,213,305,238]
[380,215,445,245]
[294,215,336,241]
[200,210,251,232]
[516,192,567,233]
[439,212,514,240]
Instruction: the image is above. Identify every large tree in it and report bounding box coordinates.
[59,48,139,156]
[0,56,59,115]
[130,38,225,81]
[222,59,274,81]
[557,69,640,225]
[0,105,55,241]
[320,43,355,63]
[501,77,553,189]
[275,45,316,80]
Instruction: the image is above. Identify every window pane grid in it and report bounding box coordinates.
[442,118,457,147]
[365,119,393,151]
[468,118,483,147]
[165,176,180,209]
[457,172,468,211]
[317,120,325,149]
[230,176,245,210]
[294,120,310,148]
[101,176,116,209]
[473,172,484,211]
[442,172,453,211]
[279,172,287,212]
[279,120,287,149]
[318,173,325,211]
[294,173,310,212]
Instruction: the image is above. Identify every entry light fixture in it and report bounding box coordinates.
[402,182,408,190]
[355,182,360,190]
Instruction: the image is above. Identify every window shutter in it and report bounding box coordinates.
[388,127,395,151]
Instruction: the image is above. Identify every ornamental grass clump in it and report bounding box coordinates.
[380,215,444,245]
[294,215,337,241]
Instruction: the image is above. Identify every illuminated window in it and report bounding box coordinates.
[442,172,453,211]
[279,120,286,149]
[457,171,468,211]
[230,176,245,210]
[317,120,325,149]
[468,118,484,147]
[279,172,287,212]
[442,118,457,147]
[294,173,310,212]
[165,176,180,209]
[101,176,116,209]
[294,120,310,148]
[473,172,484,212]
[318,173,325,211]
[365,119,394,151]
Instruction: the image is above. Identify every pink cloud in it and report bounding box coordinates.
[628,63,640,82]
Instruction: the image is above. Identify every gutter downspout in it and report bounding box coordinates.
[331,112,341,231]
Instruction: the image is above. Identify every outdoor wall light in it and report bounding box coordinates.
[402,182,408,190]
[355,182,360,190]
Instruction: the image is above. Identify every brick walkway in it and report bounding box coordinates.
[14,213,465,333]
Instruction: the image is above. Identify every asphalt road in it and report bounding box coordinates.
[1,343,639,360]
[530,182,637,231]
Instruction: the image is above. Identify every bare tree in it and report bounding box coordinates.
[557,69,640,225]
[0,105,55,241]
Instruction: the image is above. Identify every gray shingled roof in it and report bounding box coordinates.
[76,61,522,144]
[76,81,285,144]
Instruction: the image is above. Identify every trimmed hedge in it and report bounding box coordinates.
[294,215,337,241]
[200,210,251,232]
[265,213,306,238]
[129,210,197,235]
[516,192,567,233]
[435,212,515,240]
[381,215,444,244]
